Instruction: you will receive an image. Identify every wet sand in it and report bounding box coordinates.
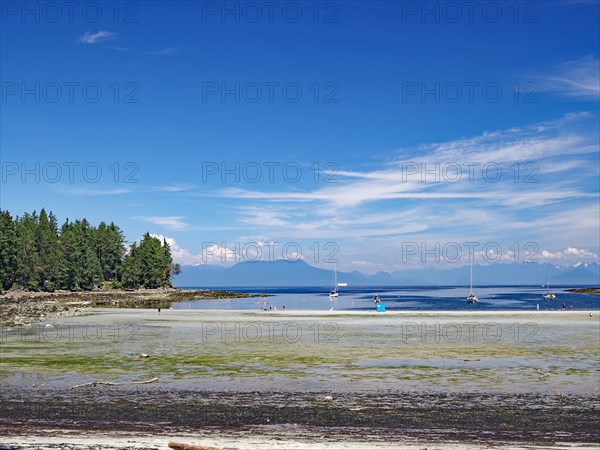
[1,309,599,448]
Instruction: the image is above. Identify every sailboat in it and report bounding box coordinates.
[467,263,478,304]
[329,265,339,299]
[543,273,556,300]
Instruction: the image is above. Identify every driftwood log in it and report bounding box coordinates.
[168,442,223,450]
[69,377,159,389]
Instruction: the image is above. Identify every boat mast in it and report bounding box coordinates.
[470,263,474,295]
[333,264,337,292]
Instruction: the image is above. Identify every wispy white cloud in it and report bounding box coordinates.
[78,31,117,44]
[524,204,600,247]
[538,57,600,100]
[108,45,177,56]
[152,183,195,192]
[107,46,135,52]
[541,159,587,174]
[60,187,131,196]
[77,31,176,56]
[237,206,293,227]
[135,216,190,230]
[216,114,597,210]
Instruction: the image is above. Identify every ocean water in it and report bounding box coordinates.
[174,285,599,311]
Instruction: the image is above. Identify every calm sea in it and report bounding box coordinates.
[173,286,599,311]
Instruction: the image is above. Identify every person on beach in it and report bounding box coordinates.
[158,307,161,315]
[562,303,566,311]
[282,304,286,310]
[570,305,573,310]
[536,303,539,311]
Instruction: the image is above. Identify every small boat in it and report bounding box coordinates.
[467,263,478,304]
[373,295,381,303]
[329,265,339,299]
[543,273,557,300]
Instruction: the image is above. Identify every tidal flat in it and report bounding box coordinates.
[2,309,598,393]
[1,309,599,447]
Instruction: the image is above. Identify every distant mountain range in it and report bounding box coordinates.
[173,259,600,287]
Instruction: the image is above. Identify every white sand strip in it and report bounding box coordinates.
[1,430,598,450]
[92,308,600,316]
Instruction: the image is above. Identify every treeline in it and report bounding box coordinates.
[0,209,180,292]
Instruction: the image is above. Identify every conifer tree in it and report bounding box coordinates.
[95,222,126,281]
[15,212,41,290]
[0,210,19,291]
[35,209,64,291]
[61,219,102,290]
[121,242,142,289]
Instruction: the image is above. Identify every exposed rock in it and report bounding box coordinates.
[0,288,256,327]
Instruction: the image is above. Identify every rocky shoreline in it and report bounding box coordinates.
[0,288,256,327]
[566,287,600,294]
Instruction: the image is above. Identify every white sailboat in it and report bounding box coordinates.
[329,264,339,299]
[467,264,478,304]
[543,273,556,300]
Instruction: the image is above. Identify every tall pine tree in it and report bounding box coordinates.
[95,222,126,282]
[0,210,19,291]
[61,219,102,290]
[35,209,64,291]
[15,212,41,290]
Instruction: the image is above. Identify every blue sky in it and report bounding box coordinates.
[1,0,599,272]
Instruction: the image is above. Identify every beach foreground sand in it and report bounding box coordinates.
[1,428,599,450]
